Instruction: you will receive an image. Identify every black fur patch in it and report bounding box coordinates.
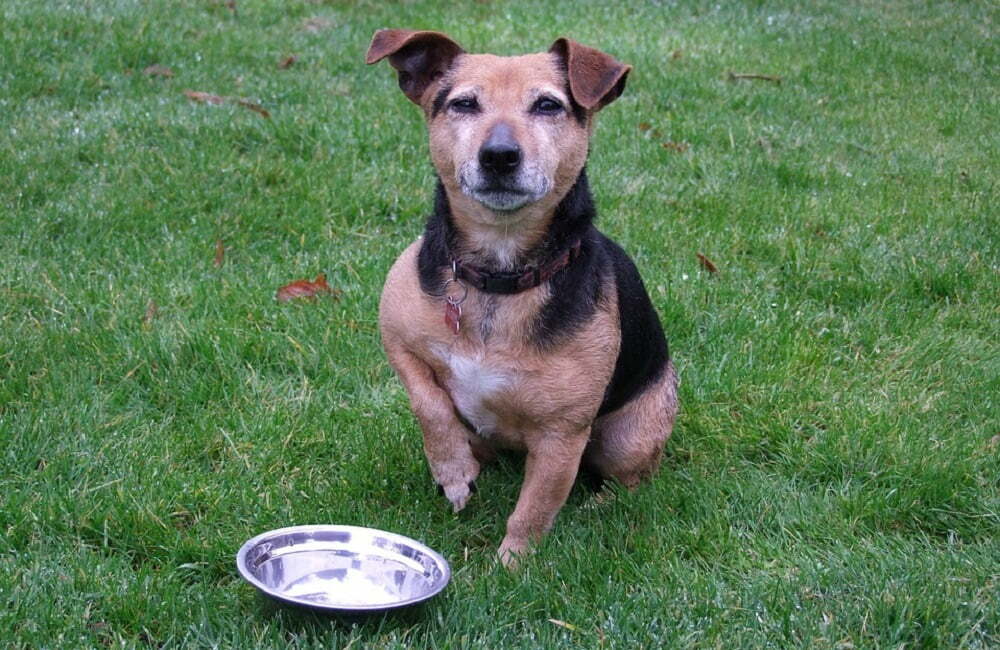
[530,171,604,347]
[431,84,453,118]
[417,181,458,297]
[566,91,587,126]
[596,238,669,417]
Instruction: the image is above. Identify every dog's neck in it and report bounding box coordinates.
[418,170,595,296]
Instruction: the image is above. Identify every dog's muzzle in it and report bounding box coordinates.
[459,124,550,212]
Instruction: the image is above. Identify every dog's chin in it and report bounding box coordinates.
[466,188,538,213]
[457,164,551,215]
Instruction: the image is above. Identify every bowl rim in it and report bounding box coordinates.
[235,523,451,612]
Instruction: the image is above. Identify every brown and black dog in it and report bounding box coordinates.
[367,30,678,565]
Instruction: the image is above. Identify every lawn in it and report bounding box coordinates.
[1,0,997,647]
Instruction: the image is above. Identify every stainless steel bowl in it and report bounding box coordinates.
[236,525,451,612]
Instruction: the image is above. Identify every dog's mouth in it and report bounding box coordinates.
[466,185,535,212]
[458,164,551,213]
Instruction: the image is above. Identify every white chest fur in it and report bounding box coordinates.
[431,345,511,437]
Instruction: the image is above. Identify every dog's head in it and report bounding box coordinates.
[367,30,630,223]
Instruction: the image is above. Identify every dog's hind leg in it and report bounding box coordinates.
[586,361,678,487]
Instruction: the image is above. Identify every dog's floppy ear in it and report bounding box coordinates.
[549,38,631,112]
[366,29,464,105]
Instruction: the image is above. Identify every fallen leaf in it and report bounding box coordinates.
[278,55,299,69]
[638,122,652,132]
[671,49,683,60]
[302,16,333,33]
[548,619,579,632]
[224,0,237,12]
[143,299,158,325]
[184,91,270,117]
[662,141,689,153]
[214,239,225,268]
[728,71,782,84]
[988,434,1000,449]
[276,274,340,303]
[696,252,719,273]
[184,90,225,105]
[143,64,174,78]
[236,99,270,118]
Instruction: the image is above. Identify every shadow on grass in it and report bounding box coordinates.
[250,590,438,637]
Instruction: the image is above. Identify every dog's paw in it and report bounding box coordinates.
[497,535,530,568]
[441,481,474,513]
[434,458,480,513]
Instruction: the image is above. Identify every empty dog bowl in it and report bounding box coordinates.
[236,525,450,612]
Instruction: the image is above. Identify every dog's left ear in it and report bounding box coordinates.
[366,29,464,106]
[549,38,631,112]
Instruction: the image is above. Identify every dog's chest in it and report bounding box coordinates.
[430,344,515,439]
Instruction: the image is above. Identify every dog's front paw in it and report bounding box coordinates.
[434,458,480,513]
[497,535,531,568]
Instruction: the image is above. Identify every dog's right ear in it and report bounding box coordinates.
[366,29,464,105]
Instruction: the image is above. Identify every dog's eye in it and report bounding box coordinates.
[448,97,480,114]
[531,97,564,115]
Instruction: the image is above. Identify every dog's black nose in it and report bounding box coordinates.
[479,123,521,175]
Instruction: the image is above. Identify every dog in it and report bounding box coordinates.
[367,30,678,565]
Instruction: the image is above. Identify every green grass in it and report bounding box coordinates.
[1,0,997,647]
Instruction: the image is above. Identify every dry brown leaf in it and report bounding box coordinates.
[728,71,782,84]
[696,252,719,273]
[184,90,226,105]
[236,99,270,118]
[302,16,333,33]
[214,239,225,268]
[143,64,174,78]
[143,299,158,325]
[548,619,579,632]
[638,122,652,132]
[184,89,271,118]
[662,141,689,153]
[671,49,683,60]
[278,55,299,69]
[276,274,340,303]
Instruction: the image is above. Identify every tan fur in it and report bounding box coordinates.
[586,361,678,487]
[370,31,677,565]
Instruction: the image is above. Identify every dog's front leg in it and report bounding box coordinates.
[498,429,590,566]
[386,346,480,512]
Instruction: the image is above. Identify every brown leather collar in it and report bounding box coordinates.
[451,239,582,295]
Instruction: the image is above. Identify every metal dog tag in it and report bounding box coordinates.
[444,299,462,335]
[443,265,468,336]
